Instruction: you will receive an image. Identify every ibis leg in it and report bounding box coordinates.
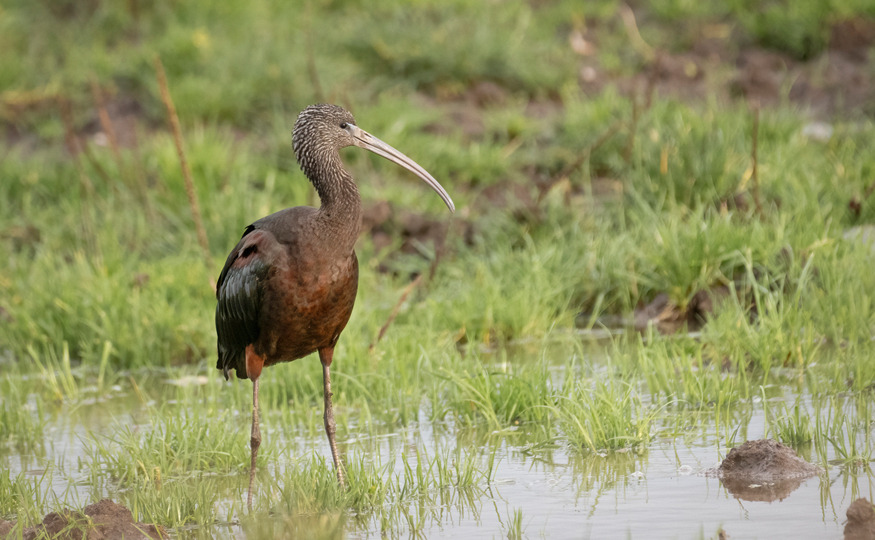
[247,378,261,509]
[319,348,345,487]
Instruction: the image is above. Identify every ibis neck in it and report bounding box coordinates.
[308,153,362,254]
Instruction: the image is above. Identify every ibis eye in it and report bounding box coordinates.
[340,122,348,129]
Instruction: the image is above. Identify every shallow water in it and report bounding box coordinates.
[2,343,874,540]
[264,415,869,540]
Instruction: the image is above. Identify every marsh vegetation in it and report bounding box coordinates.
[2,0,875,538]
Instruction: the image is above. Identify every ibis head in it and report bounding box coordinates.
[292,103,455,212]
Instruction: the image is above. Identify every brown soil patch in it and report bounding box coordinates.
[582,15,875,118]
[362,201,450,258]
[0,499,165,540]
[710,439,821,503]
[633,286,731,334]
[2,224,41,253]
[81,96,145,150]
[845,498,875,540]
[361,201,476,276]
[831,19,875,59]
[420,99,485,141]
[474,180,541,224]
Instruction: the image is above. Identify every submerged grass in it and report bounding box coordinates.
[0,378,45,450]
[267,448,491,537]
[0,469,70,526]
[437,355,555,430]
[775,403,815,448]
[814,396,874,470]
[122,478,223,529]
[555,378,654,453]
[87,406,270,484]
[631,335,747,407]
[271,447,489,516]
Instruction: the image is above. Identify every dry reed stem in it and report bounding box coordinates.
[643,53,662,112]
[90,79,124,173]
[59,90,114,190]
[59,96,80,156]
[547,120,623,197]
[57,91,114,192]
[154,56,214,283]
[218,143,240,191]
[57,97,95,194]
[369,218,457,350]
[624,97,639,164]
[369,274,424,351]
[80,142,115,187]
[625,53,662,164]
[549,51,660,196]
[619,4,654,62]
[57,96,101,262]
[750,103,763,217]
[127,112,154,218]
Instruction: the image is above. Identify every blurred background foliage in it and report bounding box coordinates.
[1,0,875,368]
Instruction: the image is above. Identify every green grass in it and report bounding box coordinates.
[775,402,815,448]
[505,507,526,540]
[0,377,45,450]
[0,469,69,526]
[344,2,575,97]
[87,406,271,484]
[2,0,875,536]
[555,377,655,453]
[122,477,222,529]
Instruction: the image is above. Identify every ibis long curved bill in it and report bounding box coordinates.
[350,126,455,212]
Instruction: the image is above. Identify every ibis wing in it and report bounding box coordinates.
[215,226,272,380]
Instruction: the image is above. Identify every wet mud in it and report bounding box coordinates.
[710,439,822,502]
[845,498,875,540]
[0,500,164,540]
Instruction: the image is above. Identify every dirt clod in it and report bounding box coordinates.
[830,18,875,61]
[845,498,875,540]
[633,286,731,334]
[0,499,165,540]
[719,439,821,479]
[361,201,476,276]
[712,439,821,502]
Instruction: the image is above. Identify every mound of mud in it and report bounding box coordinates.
[845,498,875,540]
[0,499,164,540]
[719,439,821,479]
[711,439,821,502]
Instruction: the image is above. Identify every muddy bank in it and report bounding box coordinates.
[708,439,821,502]
[0,500,164,540]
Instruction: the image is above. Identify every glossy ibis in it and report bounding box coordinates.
[215,104,455,507]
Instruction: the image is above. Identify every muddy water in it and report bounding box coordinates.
[2,360,873,540]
